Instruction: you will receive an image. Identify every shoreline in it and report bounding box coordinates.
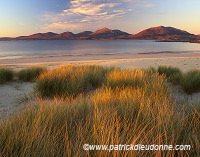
[0,51,200,72]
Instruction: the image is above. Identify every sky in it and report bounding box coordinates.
[0,0,200,37]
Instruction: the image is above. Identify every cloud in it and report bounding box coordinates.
[42,0,154,31]
[145,4,155,7]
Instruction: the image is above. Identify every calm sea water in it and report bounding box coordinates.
[0,40,200,57]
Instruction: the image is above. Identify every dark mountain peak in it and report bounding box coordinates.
[146,26,192,35]
[112,29,131,36]
[91,28,114,35]
[30,32,56,36]
[60,31,74,35]
[33,33,42,35]
[100,27,112,31]
[78,31,93,34]
[131,26,194,39]
[89,28,130,38]
[15,32,58,40]
[76,31,93,37]
[152,26,173,29]
[46,32,55,34]
[43,32,58,36]
[113,29,122,31]
[52,31,75,40]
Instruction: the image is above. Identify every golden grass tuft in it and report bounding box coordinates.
[36,65,112,98]
[17,67,46,82]
[0,68,15,84]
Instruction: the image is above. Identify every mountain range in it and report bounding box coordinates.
[1,26,200,41]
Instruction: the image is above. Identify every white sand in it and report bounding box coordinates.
[0,82,34,118]
[100,57,200,72]
[1,51,200,71]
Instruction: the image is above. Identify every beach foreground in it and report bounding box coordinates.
[0,64,199,156]
[1,52,200,116]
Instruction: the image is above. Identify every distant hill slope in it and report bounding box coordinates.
[196,35,200,39]
[16,32,58,40]
[76,31,93,37]
[0,26,199,40]
[6,28,129,40]
[0,37,13,41]
[89,28,130,39]
[52,32,76,40]
[128,26,196,40]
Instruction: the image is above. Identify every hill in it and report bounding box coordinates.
[16,32,58,40]
[0,26,199,40]
[89,28,130,39]
[128,26,196,40]
[9,28,129,40]
[52,32,76,40]
[76,31,93,37]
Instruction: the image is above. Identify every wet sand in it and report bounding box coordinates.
[1,50,200,71]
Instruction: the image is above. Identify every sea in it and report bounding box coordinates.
[0,40,200,57]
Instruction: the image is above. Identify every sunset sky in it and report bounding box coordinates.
[0,0,200,37]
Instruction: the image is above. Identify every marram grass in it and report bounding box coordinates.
[180,69,200,94]
[35,65,112,98]
[17,67,46,82]
[157,66,200,94]
[0,65,199,156]
[157,65,183,84]
[0,68,15,84]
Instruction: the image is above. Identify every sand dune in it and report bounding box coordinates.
[0,51,200,116]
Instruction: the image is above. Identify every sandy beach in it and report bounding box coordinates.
[1,51,200,116]
[0,51,200,71]
[0,82,34,118]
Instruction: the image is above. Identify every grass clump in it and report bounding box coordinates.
[157,66,200,94]
[105,68,146,89]
[157,66,183,84]
[17,67,46,82]
[105,68,168,97]
[0,68,14,84]
[181,70,200,94]
[142,66,157,74]
[35,65,111,98]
